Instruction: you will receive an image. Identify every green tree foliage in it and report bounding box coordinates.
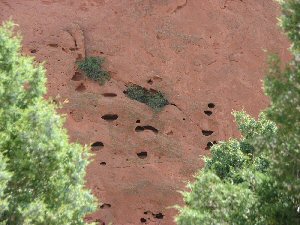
[0,21,97,224]
[0,153,10,223]
[176,0,300,224]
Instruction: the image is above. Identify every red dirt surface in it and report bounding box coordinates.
[0,0,290,224]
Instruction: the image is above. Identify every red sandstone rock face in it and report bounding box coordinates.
[0,0,290,224]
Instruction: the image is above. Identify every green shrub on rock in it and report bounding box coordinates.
[125,85,169,111]
[77,56,110,85]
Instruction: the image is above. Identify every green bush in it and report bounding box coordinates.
[77,56,110,85]
[125,85,169,111]
[176,0,300,224]
[0,21,97,224]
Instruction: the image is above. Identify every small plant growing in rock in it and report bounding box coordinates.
[77,56,110,85]
[125,85,169,111]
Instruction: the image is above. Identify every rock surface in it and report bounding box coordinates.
[0,0,290,224]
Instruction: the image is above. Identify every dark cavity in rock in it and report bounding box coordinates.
[100,203,111,209]
[137,151,148,159]
[91,142,104,151]
[75,83,86,92]
[154,212,164,219]
[202,130,214,136]
[208,103,215,108]
[101,114,118,121]
[205,142,214,150]
[72,72,84,81]
[204,110,213,116]
[102,93,117,97]
[135,126,158,134]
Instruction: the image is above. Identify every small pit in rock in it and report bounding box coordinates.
[100,203,111,209]
[48,43,58,48]
[143,126,159,134]
[135,126,145,132]
[101,114,118,121]
[72,72,84,81]
[208,103,215,108]
[144,211,164,220]
[140,218,147,223]
[91,142,104,151]
[102,93,117,97]
[147,79,153,85]
[135,126,158,134]
[205,142,214,150]
[75,83,86,92]
[30,49,37,54]
[202,130,214,136]
[136,120,141,123]
[204,110,213,116]
[137,151,148,159]
[154,212,164,219]
[100,162,106,166]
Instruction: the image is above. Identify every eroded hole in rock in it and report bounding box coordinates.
[48,43,58,48]
[213,141,218,144]
[102,93,117,97]
[137,151,147,159]
[202,130,214,136]
[135,126,145,132]
[100,162,106,166]
[100,203,111,209]
[208,103,215,108]
[143,126,159,134]
[204,110,213,116]
[136,120,141,123]
[140,218,147,223]
[91,142,104,151]
[101,114,118,121]
[30,49,37,53]
[72,72,84,81]
[153,212,164,219]
[135,125,158,133]
[75,83,86,92]
[147,79,153,85]
[205,142,214,150]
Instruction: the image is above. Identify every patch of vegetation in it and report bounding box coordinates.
[176,1,300,224]
[77,56,110,85]
[125,85,169,111]
[0,21,97,224]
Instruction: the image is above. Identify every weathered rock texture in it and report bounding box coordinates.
[0,0,290,224]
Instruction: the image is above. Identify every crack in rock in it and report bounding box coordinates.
[172,0,187,14]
